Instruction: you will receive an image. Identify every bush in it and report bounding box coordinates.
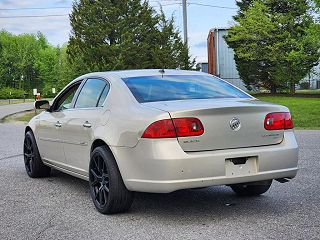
[0,87,26,99]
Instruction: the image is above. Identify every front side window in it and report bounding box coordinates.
[55,83,80,111]
[75,78,107,108]
[122,75,251,103]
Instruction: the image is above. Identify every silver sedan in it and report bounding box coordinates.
[24,69,298,214]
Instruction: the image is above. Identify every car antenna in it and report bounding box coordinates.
[159,69,165,78]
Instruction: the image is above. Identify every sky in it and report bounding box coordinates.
[0,0,238,63]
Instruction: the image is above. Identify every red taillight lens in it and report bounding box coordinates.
[264,112,293,130]
[141,119,176,138]
[172,118,204,137]
[142,118,204,138]
[284,112,294,129]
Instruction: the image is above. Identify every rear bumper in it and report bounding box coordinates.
[112,131,299,193]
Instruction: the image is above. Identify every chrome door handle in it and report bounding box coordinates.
[55,121,62,128]
[83,121,92,128]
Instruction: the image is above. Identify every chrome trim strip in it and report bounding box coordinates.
[39,137,87,146]
[39,137,61,143]
[62,140,88,146]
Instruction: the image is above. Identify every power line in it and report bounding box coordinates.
[0,14,69,18]
[188,2,237,10]
[0,6,71,11]
[0,2,237,11]
[0,1,180,11]
[150,2,181,7]
[0,1,237,19]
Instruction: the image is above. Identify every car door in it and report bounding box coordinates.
[36,81,82,167]
[61,78,110,177]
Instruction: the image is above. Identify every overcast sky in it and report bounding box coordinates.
[0,0,238,63]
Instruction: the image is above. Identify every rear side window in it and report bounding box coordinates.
[97,84,110,107]
[122,75,250,103]
[75,78,108,108]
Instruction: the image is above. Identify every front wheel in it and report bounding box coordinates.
[23,131,51,178]
[89,146,134,214]
[230,180,272,196]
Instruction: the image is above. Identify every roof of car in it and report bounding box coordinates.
[73,69,209,82]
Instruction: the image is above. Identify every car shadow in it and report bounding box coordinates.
[49,169,291,222]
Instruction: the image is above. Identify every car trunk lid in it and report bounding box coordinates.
[142,98,286,152]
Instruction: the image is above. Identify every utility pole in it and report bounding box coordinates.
[182,0,188,46]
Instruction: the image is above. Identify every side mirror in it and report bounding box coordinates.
[35,100,50,110]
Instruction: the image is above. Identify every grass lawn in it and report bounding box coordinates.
[2,110,41,123]
[0,99,34,105]
[257,96,320,129]
[15,111,39,122]
[296,89,320,94]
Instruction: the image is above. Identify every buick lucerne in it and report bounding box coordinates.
[24,69,299,214]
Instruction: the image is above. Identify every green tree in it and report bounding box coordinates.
[68,0,193,73]
[0,31,44,93]
[0,30,66,97]
[56,45,81,89]
[34,46,59,96]
[226,0,320,93]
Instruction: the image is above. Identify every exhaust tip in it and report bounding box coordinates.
[275,178,291,183]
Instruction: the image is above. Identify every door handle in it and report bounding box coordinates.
[55,121,62,128]
[83,121,92,128]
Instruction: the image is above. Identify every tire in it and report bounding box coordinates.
[230,180,272,196]
[89,146,134,214]
[23,131,51,178]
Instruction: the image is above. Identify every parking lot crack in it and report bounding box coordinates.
[0,153,23,161]
[34,213,57,240]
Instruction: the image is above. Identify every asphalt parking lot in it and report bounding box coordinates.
[0,121,319,240]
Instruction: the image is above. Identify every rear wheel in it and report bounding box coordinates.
[23,131,51,178]
[89,146,134,214]
[230,180,272,196]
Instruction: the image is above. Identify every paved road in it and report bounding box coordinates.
[0,122,319,240]
[0,102,34,120]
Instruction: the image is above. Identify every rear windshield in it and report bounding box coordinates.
[122,75,250,103]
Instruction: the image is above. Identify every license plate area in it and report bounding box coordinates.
[225,156,258,177]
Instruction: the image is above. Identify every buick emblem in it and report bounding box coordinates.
[230,117,241,131]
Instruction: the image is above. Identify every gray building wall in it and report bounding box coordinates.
[196,62,208,73]
[212,28,246,90]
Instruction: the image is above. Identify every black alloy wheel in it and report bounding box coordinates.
[23,131,51,178]
[89,146,134,214]
[24,134,34,175]
[90,153,110,208]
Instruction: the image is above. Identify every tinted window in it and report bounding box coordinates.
[56,83,80,111]
[122,75,250,103]
[75,79,107,108]
[97,83,110,107]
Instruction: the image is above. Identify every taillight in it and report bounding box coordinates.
[264,112,294,130]
[172,118,204,137]
[141,119,176,138]
[284,112,294,129]
[142,118,204,138]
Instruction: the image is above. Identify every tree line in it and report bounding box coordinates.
[0,0,193,99]
[1,0,319,98]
